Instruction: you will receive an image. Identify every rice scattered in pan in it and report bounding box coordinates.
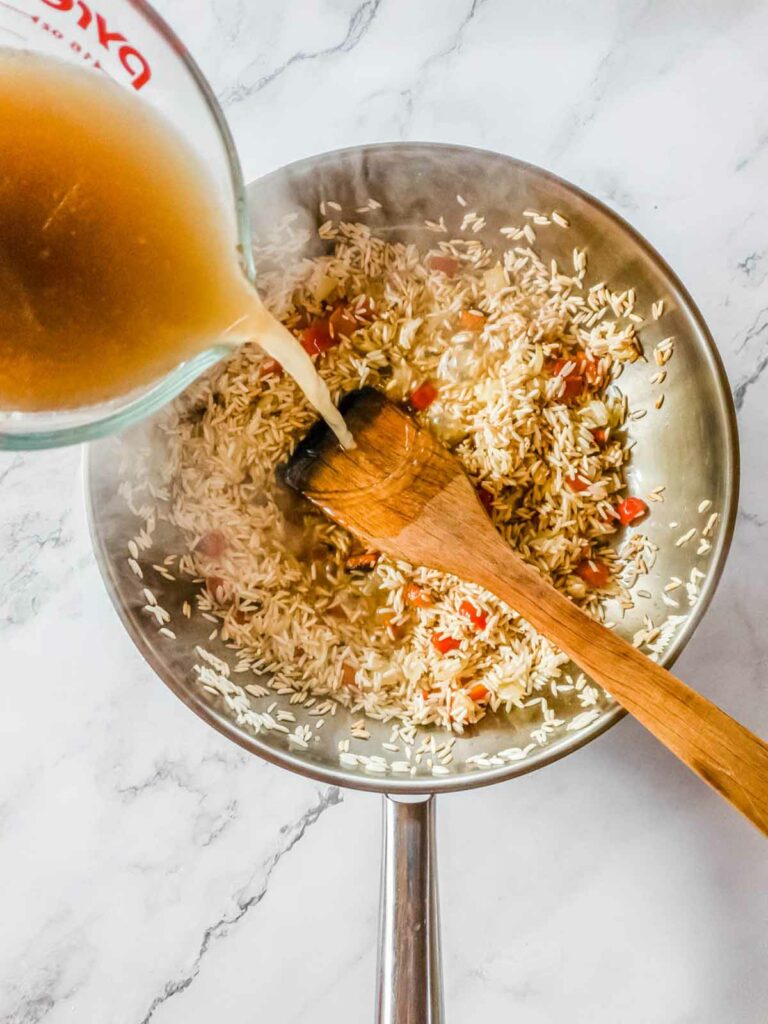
[149,218,656,734]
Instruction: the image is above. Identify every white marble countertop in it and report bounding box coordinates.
[2,1,768,1021]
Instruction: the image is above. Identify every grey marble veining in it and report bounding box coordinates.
[1,1,767,1021]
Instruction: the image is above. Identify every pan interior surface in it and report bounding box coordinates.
[86,143,738,794]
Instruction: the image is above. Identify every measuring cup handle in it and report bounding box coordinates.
[376,793,444,1024]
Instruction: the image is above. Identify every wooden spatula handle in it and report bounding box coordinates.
[470,535,768,836]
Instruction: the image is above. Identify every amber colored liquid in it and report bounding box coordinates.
[0,52,351,445]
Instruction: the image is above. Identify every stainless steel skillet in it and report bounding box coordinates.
[86,143,738,1021]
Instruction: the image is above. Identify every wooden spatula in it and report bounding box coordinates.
[281,387,768,835]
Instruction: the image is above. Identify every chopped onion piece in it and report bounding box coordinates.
[311,273,337,303]
[483,263,507,294]
[581,399,609,427]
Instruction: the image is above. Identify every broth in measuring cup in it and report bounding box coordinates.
[0,50,350,445]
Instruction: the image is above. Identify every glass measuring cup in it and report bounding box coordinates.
[0,0,252,450]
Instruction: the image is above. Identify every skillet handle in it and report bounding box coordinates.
[376,794,444,1023]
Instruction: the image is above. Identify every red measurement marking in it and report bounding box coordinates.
[38,20,64,37]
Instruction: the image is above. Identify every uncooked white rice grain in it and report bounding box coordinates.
[703,512,719,536]
[675,528,696,547]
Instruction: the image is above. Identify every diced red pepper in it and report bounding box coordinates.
[575,558,611,588]
[431,632,461,655]
[459,310,486,332]
[260,358,284,379]
[380,610,403,639]
[459,600,488,632]
[328,304,358,339]
[476,485,494,514]
[206,575,226,600]
[565,475,589,493]
[196,530,227,558]
[546,356,574,376]
[350,295,376,322]
[467,682,490,703]
[583,361,601,386]
[300,318,339,356]
[410,381,438,411]
[547,350,600,402]
[405,583,434,608]
[547,356,583,396]
[616,496,649,526]
[558,350,600,386]
[562,375,586,401]
[427,254,458,277]
[341,662,357,686]
[591,427,608,446]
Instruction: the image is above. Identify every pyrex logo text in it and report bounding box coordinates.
[40,0,151,90]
